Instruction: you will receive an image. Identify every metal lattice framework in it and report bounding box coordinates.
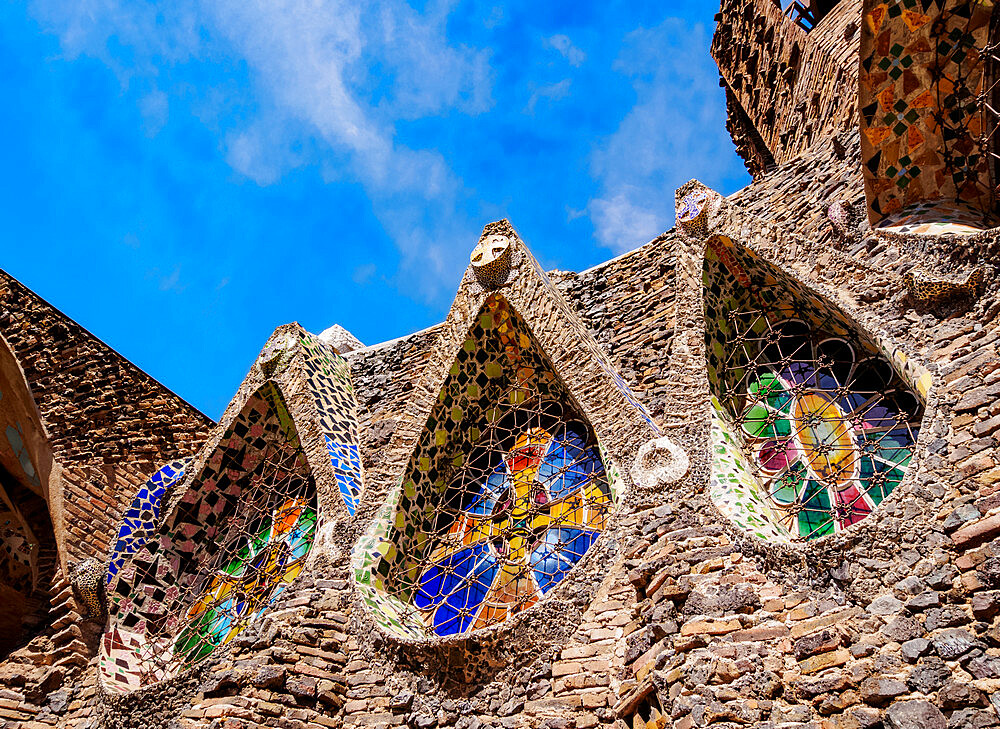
[718,311,922,540]
[100,387,317,692]
[165,441,316,674]
[389,388,612,637]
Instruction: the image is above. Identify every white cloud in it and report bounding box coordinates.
[139,89,169,137]
[524,79,571,115]
[587,18,743,253]
[545,34,585,67]
[589,190,665,251]
[352,263,376,285]
[29,0,494,301]
[158,266,184,292]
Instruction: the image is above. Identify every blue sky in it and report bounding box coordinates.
[0,0,749,419]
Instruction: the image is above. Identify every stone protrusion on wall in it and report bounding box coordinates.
[470,221,515,288]
[674,181,724,241]
[712,0,861,174]
[319,323,365,354]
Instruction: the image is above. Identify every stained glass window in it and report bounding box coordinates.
[705,236,925,542]
[353,295,619,639]
[100,385,317,693]
[412,400,610,636]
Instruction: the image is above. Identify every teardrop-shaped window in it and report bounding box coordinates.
[353,294,620,639]
[99,384,317,693]
[704,236,926,542]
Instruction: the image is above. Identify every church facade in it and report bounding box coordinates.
[1,1,999,728]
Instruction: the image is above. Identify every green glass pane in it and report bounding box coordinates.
[798,482,834,539]
[293,506,317,533]
[174,622,217,666]
[773,417,792,438]
[223,559,246,577]
[771,462,805,504]
[749,373,791,412]
[879,445,912,467]
[867,467,904,505]
[742,403,775,439]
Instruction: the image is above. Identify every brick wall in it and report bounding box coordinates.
[0,272,213,562]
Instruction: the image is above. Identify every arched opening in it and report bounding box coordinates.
[100,384,317,693]
[353,294,619,640]
[0,463,57,655]
[0,338,60,657]
[704,236,926,542]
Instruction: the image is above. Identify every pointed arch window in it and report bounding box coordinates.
[704,236,926,542]
[353,295,619,639]
[100,385,317,693]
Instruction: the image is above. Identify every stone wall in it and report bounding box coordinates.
[712,0,861,174]
[56,193,1000,729]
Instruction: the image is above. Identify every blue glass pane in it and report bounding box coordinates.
[531,528,597,594]
[414,543,498,635]
[466,465,507,517]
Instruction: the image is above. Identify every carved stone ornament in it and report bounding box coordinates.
[675,185,722,239]
[470,234,513,288]
[904,265,988,305]
[630,437,690,490]
[71,558,107,620]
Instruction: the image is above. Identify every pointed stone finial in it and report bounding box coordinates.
[319,324,364,354]
[675,181,723,239]
[471,220,516,288]
[257,330,298,377]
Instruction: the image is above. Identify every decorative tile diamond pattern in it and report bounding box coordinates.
[860,0,995,224]
[106,460,190,586]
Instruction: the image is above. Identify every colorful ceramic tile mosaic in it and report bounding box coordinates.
[99,384,317,693]
[860,0,995,223]
[298,332,365,515]
[353,294,621,639]
[106,460,190,586]
[704,236,925,541]
[676,190,712,238]
[875,198,995,235]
